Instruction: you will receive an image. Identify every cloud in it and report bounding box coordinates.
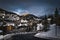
[0,0,60,16]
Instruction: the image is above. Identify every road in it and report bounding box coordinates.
[6,34,49,40]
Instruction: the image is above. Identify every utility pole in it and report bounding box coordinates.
[54,8,59,36]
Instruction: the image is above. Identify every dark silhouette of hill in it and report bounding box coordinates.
[20,14,39,20]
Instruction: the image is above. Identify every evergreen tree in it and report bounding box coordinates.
[54,8,59,17]
[43,15,49,31]
[54,8,59,25]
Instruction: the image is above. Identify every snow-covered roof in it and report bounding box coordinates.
[21,19,28,23]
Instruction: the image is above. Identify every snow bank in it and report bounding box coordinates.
[34,24,60,39]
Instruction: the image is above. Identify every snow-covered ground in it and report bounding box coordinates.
[0,35,4,40]
[34,24,60,39]
[0,34,14,40]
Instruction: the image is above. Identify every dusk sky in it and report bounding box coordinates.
[0,0,60,16]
